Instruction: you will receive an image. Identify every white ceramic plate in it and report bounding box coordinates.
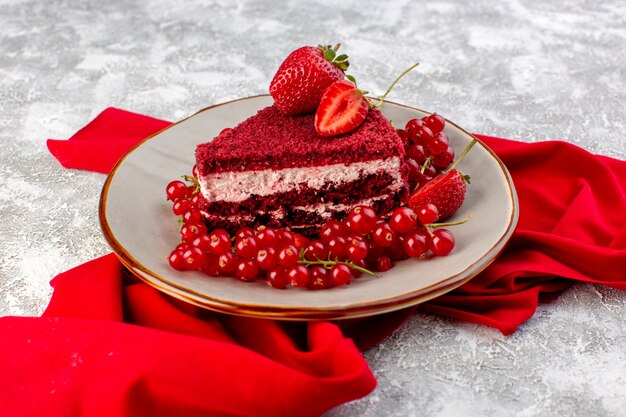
[100,95,518,320]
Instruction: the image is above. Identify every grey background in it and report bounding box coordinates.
[1,0,625,416]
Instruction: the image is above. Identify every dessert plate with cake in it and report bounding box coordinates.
[100,95,518,320]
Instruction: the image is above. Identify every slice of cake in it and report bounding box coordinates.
[194,104,408,235]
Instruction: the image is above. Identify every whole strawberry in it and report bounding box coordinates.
[269,44,349,116]
[407,169,470,221]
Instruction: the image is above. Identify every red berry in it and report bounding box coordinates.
[320,220,348,244]
[346,237,368,262]
[266,267,288,289]
[372,223,397,247]
[190,193,202,209]
[375,256,393,272]
[256,247,278,270]
[388,207,418,233]
[330,264,352,286]
[208,229,231,255]
[172,199,192,215]
[191,234,212,253]
[326,236,347,259]
[304,240,328,262]
[406,144,427,164]
[270,45,346,116]
[406,158,422,181]
[166,180,188,201]
[278,245,299,267]
[396,129,410,145]
[235,235,258,258]
[432,146,455,169]
[427,132,449,155]
[402,231,428,258]
[217,251,238,273]
[183,210,203,225]
[235,227,255,240]
[200,254,221,276]
[292,233,310,251]
[385,239,408,261]
[236,259,259,281]
[347,206,378,235]
[277,229,296,247]
[255,227,278,249]
[417,203,439,225]
[182,247,206,270]
[180,223,207,243]
[315,79,369,137]
[424,113,445,134]
[405,118,425,141]
[168,249,186,271]
[308,266,331,290]
[287,265,310,287]
[429,229,455,256]
[350,258,367,278]
[175,242,191,253]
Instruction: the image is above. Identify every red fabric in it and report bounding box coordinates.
[2,107,624,416]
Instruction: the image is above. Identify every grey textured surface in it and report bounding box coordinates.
[1,0,625,416]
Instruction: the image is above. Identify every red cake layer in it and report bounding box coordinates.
[195,104,404,174]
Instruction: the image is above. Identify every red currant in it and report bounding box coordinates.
[166,180,188,201]
[346,237,368,262]
[388,207,418,233]
[217,251,238,273]
[235,227,255,240]
[320,220,349,244]
[427,132,449,155]
[200,254,221,276]
[235,235,258,258]
[424,113,445,134]
[304,240,328,262]
[236,259,259,281]
[330,264,352,286]
[168,249,186,271]
[350,258,367,278]
[183,210,203,225]
[396,128,410,145]
[255,227,278,249]
[180,223,207,243]
[292,233,310,251]
[287,265,309,287]
[372,223,397,247]
[417,203,439,225]
[402,231,428,258]
[429,229,455,256]
[191,234,212,252]
[348,206,378,235]
[181,247,206,270]
[406,144,427,164]
[172,198,192,215]
[208,229,231,255]
[256,247,278,270]
[266,267,288,289]
[278,245,299,267]
[327,236,347,260]
[308,266,331,290]
[432,146,455,169]
[375,256,393,272]
[405,118,425,141]
[277,229,296,247]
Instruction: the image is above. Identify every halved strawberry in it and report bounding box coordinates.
[269,44,348,116]
[314,79,369,137]
[407,169,470,220]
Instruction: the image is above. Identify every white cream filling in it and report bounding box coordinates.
[198,157,403,203]
[200,194,392,223]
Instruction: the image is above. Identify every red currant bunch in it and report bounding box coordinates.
[397,113,454,191]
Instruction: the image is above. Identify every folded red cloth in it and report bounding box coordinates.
[2,107,624,417]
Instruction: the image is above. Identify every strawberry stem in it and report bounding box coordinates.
[373,62,420,108]
[449,138,477,171]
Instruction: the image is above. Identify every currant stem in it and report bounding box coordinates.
[449,138,477,171]
[420,156,432,174]
[297,258,378,277]
[373,62,420,108]
[426,214,472,228]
